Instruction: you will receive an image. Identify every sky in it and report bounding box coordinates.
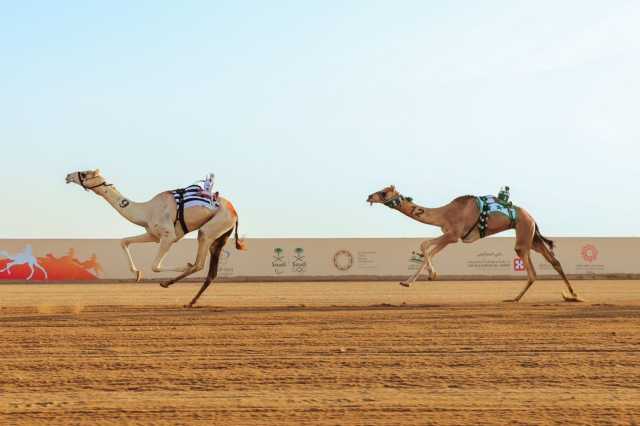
[1,0,639,238]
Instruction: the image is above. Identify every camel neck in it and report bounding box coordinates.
[92,184,147,226]
[395,199,444,227]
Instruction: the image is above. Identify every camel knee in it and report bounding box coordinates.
[189,261,206,273]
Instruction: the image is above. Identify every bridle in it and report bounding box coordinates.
[382,192,413,208]
[77,172,112,191]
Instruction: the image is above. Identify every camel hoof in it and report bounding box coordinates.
[159,281,171,288]
[135,271,143,283]
[562,293,583,303]
[502,299,519,303]
[429,272,438,281]
[399,282,411,288]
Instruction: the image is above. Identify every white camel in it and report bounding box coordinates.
[0,245,48,280]
[66,169,246,307]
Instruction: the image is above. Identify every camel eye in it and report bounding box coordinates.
[80,172,87,178]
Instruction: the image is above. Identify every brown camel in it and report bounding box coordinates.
[367,185,581,302]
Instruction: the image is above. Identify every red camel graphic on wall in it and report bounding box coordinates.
[0,246,102,281]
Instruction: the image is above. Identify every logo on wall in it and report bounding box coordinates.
[409,251,423,264]
[408,251,424,270]
[0,246,102,281]
[513,257,525,272]
[219,249,231,264]
[333,250,354,271]
[581,244,598,263]
[272,247,287,274]
[292,247,307,273]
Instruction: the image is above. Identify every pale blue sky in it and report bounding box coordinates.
[1,1,638,238]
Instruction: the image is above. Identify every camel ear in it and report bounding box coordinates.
[94,168,101,175]
[390,185,396,191]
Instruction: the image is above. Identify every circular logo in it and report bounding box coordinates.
[581,244,598,263]
[119,199,130,208]
[333,250,354,271]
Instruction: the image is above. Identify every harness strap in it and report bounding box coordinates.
[174,189,189,235]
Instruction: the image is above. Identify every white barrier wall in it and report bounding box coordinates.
[0,238,638,282]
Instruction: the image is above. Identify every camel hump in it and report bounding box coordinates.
[452,195,477,204]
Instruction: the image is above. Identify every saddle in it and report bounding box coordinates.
[464,195,518,239]
[172,185,219,235]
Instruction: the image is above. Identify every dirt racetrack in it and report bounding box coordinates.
[1,280,640,425]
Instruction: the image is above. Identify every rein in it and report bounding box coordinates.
[78,172,112,191]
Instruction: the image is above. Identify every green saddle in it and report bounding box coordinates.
[475,195,518,238]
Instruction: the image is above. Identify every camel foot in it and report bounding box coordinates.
[135,270,143,283]
[502,299,519,303]
[429,272,438,281]
[159,281,172,288]
[562,292,583,303]
[399,281,412,288]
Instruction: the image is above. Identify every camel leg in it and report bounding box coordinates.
[186,230,232,308]
[1,262,16,275]
[400,235,454,287]
[26,264,35,280]
[0,263,12,274]
[160,232,214,288]
[162,207,237,290]
[150,237,194,273]
[400,239,437,287]
[533,240,582,302]
[121,233,155,282]
[505,250,537,302]
[422,237,457,280]
[35,263,48,280]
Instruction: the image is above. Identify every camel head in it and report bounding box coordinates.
[367,185,400,205]
[66,169,107,190]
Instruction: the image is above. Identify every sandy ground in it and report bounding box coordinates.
[1,280,639,425]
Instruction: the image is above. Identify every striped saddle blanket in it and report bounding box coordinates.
[171,185,219,210]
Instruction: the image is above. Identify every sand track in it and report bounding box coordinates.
[1,281,640,425]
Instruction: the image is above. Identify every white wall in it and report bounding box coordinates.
[0,238,636,282]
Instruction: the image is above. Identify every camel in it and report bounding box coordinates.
[367,185,581,302]
[0,245,48,280]
[66,169,246,307]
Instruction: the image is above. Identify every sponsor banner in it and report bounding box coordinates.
[1,238,639,282]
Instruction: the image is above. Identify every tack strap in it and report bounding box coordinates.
[173,188,190,235]
[78,172,112,190]
[384,195,413,209]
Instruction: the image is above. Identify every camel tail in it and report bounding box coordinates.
[534,223,555,251]
[234,218,247,251]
